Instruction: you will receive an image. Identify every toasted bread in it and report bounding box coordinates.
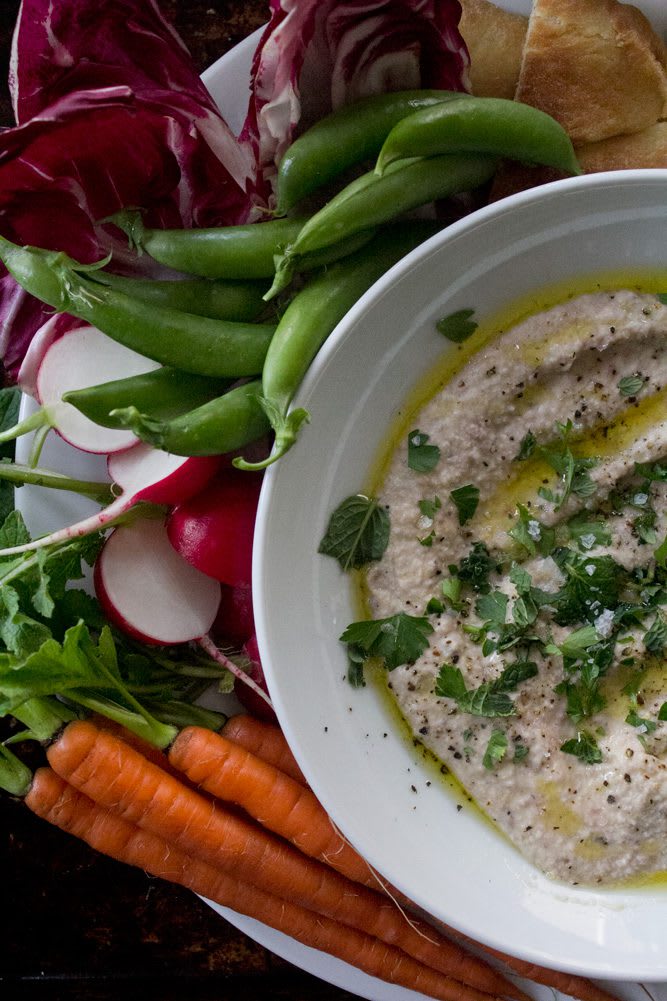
[459,0,528,99]
[514,0,667,144]
[576,121,667,170]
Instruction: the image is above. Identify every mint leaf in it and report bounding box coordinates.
[618,374,646,397]
[449,483,480,525]
[475,590,508,628]
[560,730,602,764]
[483,729,508,770]
[407,430,440,472]
[340,612,433,673]
[436,308,477,343]
[319,494,390,571]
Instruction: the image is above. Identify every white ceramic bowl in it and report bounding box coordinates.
[253,169,667,983]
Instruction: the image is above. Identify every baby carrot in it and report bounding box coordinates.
[220,713,306,784]
[25,768,493,1001]
[169,725,371,882]
[46,720,516,1000]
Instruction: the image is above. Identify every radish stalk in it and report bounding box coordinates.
[197,634,274,712]
[0,461,113,503]
[0,445,220,558]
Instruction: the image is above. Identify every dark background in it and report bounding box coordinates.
[0,2,359,998]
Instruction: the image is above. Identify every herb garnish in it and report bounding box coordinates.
[449,484,480,525]
[318,494,390,571]
[407,430,440,472]
[435,659,537,718]
[560,730,603,765]
[340,613,433,681]
[618,374,647,397]
[536,421,599,510]
[483,729,508,770]
[436,308,477,343]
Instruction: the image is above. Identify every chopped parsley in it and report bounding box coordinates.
[560,730,603,765]
[407,430,440,472]
[449,483,480,525]
[435,659,537,718]
[454,541,499,594]
[536,421,599,510]
[482,729,508,770]
[436,308,477,343]
[339,612,433,678]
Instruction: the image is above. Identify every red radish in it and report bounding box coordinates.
[0,442,221,557]
[94,517,221,645]
[166,468,262,586]
[235,634,277,723]
[9,325,161,455]
[107,443,220,506]
[212,584,255,647]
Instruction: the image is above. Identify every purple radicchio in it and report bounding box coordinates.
[242,0,470,200]
[0,0,258,381]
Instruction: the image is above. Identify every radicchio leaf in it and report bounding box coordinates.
[0,0,259,381]
[242,0,470,199]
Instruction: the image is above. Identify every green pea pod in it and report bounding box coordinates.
[376,96,582,177]
[276,89,466,214]
[235,221,440,472]
[111,210,375,280]
[112,380,270,456]
[0,236,276,378]
[63,368,232,430]
[91,272,268,322]
[267,153,498,299]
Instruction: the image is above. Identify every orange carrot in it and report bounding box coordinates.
[46,720,516,1000]
[169,725,372,883]
[221,713,306,784]
[460,937,621,1001]
[25,768,494,1001]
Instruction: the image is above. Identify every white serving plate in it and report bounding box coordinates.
[16,2,667,998]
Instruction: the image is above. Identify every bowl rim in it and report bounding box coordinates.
[253,167,667,981]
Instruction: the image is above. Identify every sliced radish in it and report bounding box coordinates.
[108,443,221,506]
[36,325,160,454]
[166,468,262,586]
[94,517,221,645]
[18,314,86,399]
[0,443,221,557]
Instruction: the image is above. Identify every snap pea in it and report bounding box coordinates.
[91,272,268,321]
[275,89,464,214]
[0,236,276,378]
[112,380,270,457]
[267,153,498,298]
[235,221,440,472]
[63,368,232,430]
[376,96,582,176]
[111,210,375,280]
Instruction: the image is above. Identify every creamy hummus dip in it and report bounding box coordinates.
[361,289,667,886]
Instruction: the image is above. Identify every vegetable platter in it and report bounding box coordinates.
[0,1,665,1001]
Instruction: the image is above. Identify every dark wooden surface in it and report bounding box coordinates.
[0,3,361,999]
